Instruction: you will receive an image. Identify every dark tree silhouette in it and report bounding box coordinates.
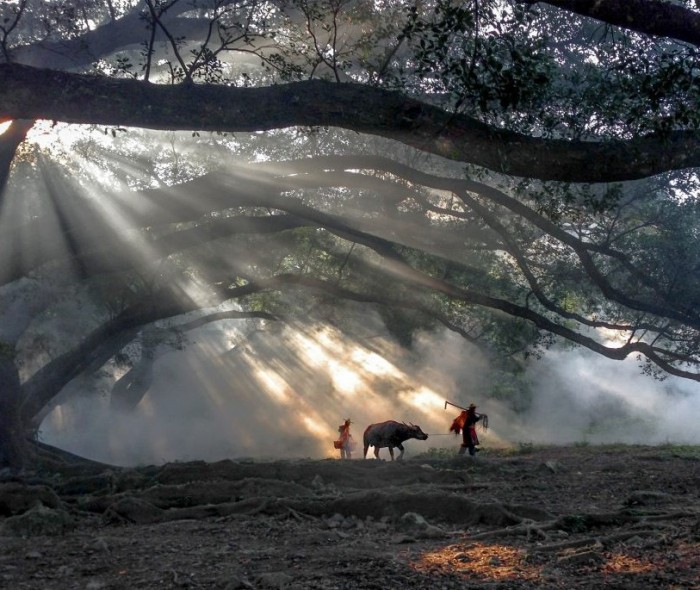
[1,0,699,469]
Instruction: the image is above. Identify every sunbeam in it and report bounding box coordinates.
[3,124,696,467]
[39,313,486,464]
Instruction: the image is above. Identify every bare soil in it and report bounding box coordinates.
[1,444,699,589]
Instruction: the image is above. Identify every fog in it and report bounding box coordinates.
[40,308,700,467]
[39,307,480,465]
[2,126,697,467]
[513,348,700,446]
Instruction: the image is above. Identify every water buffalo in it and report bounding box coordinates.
[363,420,429,460]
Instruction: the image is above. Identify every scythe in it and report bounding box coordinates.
[444,400,467,411]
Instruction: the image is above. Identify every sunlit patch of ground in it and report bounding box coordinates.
[602,541,700,577]
[412,540,700,585]
[411,542,542,582]
[601,552,655,574]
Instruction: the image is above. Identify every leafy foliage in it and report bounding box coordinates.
[1,0,700,462]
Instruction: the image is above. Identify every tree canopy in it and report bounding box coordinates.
[1,0,699,468]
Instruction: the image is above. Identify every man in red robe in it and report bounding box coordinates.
[450,403,483,456]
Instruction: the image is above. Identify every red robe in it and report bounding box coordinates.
[450,410,480,446]
[449,411,467,434]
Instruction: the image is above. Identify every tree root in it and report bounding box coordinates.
[527,527,658,555]
[465,508,699,545]
[283,507,317,521]
[467,519,557,541]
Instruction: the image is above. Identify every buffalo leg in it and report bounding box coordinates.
[373,447,380,459]
[396,444,405,460]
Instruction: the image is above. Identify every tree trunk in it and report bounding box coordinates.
[0,119,34,201]
[110,359,154,412]
[0,350,27,472]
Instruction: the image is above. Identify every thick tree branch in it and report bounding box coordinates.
[20,289,276,424]
[234,273,700,382]
[9,150,700,407]
[11,16,219,69]
[20,231,700,427]
[272,155,700,330]
[7,153,695,340]
[2,63,699,182]
[523,0,700,48]
[174,207,700,380]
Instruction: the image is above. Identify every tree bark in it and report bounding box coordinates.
[0,350,26,472]
[11,17,218,70]
[0,119,33,201]
[523,0,700,47]
[1,64,699,183]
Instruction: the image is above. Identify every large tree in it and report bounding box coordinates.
[1,0,699,469]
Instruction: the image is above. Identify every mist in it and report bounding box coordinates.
[511,348,700,446]
[39,306,489,465]
[4,129,696,466]
[40,305,700,466]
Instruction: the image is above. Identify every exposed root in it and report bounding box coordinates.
[465,508,699,545]
[528,527,658,555]
[283,507,317,521]
[467,520,557,541]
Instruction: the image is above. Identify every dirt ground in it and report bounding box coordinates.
[1,444,699,589]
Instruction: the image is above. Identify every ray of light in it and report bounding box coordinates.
[350,347,402,379]
[294,330,328,367]
[300,413,334,440]
[137,395,155,417]
[22,132,489,464]
[41,314,471,463]
[328,360,361,396]
[398,386,448,419]
[251,364,294,405]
